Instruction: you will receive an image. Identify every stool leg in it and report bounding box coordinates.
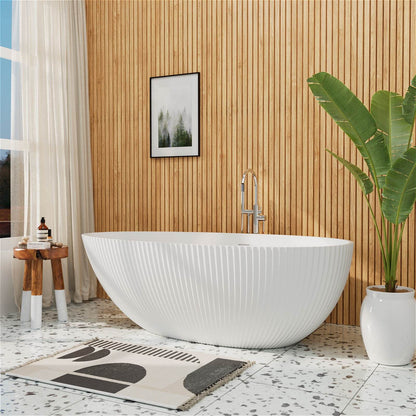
[20,260,32,322]
[51,259,68,322]
[31,259,43,330]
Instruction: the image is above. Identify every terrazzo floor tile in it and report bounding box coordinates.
[0,375,86,415]
[342,398,415,415]
[355,366,416,409]
[197,380,350,416]
[248,353,377,398]
[2,299,415,416]
[49,395,173,416]
[291,324,369,362]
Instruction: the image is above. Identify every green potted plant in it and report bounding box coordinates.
[308,72,416,365]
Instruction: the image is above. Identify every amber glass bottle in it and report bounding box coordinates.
[37,217,49,242]
[38,217,48,230]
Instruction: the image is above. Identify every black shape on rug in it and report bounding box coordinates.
[52,373,128,394]
[75,363,147,383]
[74,349,111,361]
[183,358,246,395]
[58,346,95,359]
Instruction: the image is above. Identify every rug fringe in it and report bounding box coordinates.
[2,338,98,375]
[178,360,255,411]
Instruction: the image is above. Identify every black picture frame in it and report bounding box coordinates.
[150,72,200,158]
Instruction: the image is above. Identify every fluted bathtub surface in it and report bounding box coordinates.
[82,232,353,348]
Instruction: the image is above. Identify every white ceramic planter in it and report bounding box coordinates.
[360,285,416,366]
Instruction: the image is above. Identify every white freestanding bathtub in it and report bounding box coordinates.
[82,232,353,348]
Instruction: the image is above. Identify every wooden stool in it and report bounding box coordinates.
[13,246,68,329]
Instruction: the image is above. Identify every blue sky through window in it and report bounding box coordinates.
[0,0,12,49]
[1,0,14,140]
[0,58,11,139]
[0,0,15,238]
[0,149,9,161]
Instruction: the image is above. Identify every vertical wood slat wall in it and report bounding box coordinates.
[85,0,416,326]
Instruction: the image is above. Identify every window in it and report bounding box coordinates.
[0,0,23,238]
[0,150,10,237]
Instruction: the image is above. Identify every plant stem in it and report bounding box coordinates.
[364,193,388,273]
[383,222,405,292]
[387,221,393,285]
[390,223,406,290]
[377,188,390,280]
[378,190,389,264]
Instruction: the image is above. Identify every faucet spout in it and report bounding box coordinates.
[241,169,258,214]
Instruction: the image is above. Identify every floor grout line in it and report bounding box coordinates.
[338,363,379,415]
[339,390,416,412]
[248,378,357,400]
[189,387,243,415]
[48,396,87,416]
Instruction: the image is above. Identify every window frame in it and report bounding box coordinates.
[0,6,26,239]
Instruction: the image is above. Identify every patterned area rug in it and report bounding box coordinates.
[6,339,253,410]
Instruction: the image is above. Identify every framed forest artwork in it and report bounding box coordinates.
[150,72,200,158]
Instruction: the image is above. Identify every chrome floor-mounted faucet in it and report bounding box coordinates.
[241,170,266,233]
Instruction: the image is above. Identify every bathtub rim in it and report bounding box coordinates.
[82,231,353,249]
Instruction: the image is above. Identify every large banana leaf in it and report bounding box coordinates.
[371,91,412,164]
[308,72,376,142]
[403,75,416,125]
[382,147,416,224]
[326,150,373,195]
[365,131,391,189]
[308,72,378,181]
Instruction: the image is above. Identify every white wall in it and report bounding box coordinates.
[0,237,23,315]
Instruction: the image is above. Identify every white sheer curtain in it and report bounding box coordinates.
[13,0,96,306]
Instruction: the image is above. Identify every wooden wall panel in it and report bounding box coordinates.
[85,0,416,326]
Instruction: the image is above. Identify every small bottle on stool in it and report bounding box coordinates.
[37,217,48,242]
